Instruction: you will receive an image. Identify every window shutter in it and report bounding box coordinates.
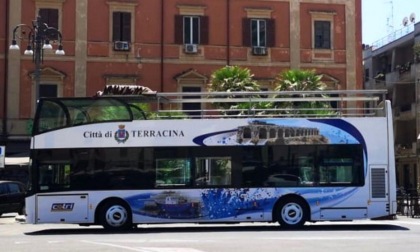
[122,12,131,42]
[266,19,275,47]
[200,16,209,45]
[174,15,184,44]
[113,12,121,41]
[242,18,251,47]
[192,17,199,44]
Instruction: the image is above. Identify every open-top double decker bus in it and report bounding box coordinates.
[25,87,396,230]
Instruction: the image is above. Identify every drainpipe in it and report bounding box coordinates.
[226,0,230,66]
[2,0,9,146]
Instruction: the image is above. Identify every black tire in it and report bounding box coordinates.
[99,200,132,231]
[276,198,308,228]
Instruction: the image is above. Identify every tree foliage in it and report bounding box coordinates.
[275,69,326,92]
[209,66,262,114]
[209,66,260,93]
[273,69,334,116]
[207,67,335,116]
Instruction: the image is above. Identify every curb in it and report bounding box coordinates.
[15,215,26,222]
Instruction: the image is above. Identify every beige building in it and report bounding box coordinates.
[363,19,420,191]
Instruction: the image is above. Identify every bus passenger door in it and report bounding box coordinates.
[36,194,89,224]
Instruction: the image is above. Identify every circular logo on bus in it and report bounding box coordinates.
[114,124,129,143]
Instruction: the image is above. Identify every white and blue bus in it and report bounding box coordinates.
[25,87,396,230]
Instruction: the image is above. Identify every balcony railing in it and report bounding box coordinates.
[371,24,414,51]
[396,143,417,156]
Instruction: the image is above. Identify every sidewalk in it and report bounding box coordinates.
[394,214,420,222]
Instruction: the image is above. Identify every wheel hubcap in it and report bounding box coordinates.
[105,205,128,227]
[281,202,303,225]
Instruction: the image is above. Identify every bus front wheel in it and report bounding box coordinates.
[99,200,132,231]
[276,198,307,228]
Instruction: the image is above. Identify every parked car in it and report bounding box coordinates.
[0,180,26,216]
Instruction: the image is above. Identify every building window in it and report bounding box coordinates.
[251,19,266,47]
[182,86,201,117]
[39,8,59,40]
[364,68,370,82]
[314,21,331,49]
[112,12,131,42]
[174,15,209,46]
[184,16,199,44]
[30,67,64,114]
[242,18,275,50]
[40,84,58,98]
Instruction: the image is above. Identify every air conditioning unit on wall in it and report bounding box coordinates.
[252,46,267,56]
[184,44,198,54]
[114,41,130,51]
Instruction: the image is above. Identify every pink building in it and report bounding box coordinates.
[0,0,362,154]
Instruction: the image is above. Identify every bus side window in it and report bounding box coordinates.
[299,167,317,186]
[195,157,232,187]
[39,168,52,184]
[155,159,192,187]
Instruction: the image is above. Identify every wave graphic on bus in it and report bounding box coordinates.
[125,187,358,220]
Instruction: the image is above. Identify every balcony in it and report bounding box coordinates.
[394,103,416,120]
[385,65,415,87]
[395,143,417,157]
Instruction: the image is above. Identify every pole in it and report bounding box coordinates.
[8,14,65,154]
[2,0,10,145]
[9,16,64,114]
[34,16,42,109]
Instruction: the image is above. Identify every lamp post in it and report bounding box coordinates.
[9,16,65,109]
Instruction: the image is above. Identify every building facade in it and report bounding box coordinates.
[0,0,362,155]
[363,20,420,192]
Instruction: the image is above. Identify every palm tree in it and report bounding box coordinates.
[209,65,260,92]
[273,69,333,116]
[208,66,262,115]
[275,69,325,92]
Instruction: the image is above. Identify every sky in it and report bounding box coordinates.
[362,0,420,45]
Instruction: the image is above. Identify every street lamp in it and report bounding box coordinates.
[9,16,65,109]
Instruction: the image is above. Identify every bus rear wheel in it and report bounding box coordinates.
[100,200,132,231]
[276,198,307,228]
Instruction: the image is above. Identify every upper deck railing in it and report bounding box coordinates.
[152,89,386,118]
[33,86,388,135]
